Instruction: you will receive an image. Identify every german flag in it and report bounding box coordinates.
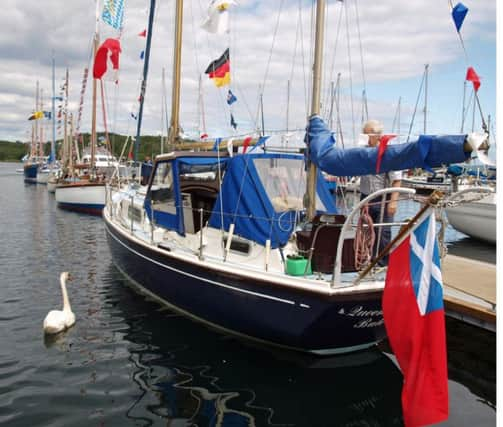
[205,48,230,87]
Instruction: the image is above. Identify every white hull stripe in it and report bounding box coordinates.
[106,224,297,306]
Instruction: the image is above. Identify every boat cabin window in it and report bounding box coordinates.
[149,162,176,214]
[253,158,326,212]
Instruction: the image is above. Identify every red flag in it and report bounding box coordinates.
[376,134,396,173]
[93,38,122,79]
[242,136,252,154]
[383,212,449,427]
[200,133,208,139]
[138,29,147,37]
[465,66,480,92]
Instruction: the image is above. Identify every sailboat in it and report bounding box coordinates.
[103,0,486,354]
[54,5,110,215]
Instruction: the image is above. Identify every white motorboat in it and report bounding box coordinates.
[445,187,496,244]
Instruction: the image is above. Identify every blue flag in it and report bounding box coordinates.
[230,114,237,130]
[248,135,270,153]
[452,2,468,32]
[212,137,222,151]
[227,90,237,105]
[140,50,145,60]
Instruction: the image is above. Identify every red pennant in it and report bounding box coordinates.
[200,133,208,139]
[465,66,480,92]
[93,38,122,79]
[138,29,147,37]
[376,134,397,173]
[242,136,252,154]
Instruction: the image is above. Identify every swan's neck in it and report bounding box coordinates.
[60,278,72,312]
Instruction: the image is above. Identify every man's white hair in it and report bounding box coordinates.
[363,119,384,134]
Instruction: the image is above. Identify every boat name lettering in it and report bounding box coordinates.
[345,306,383,317]
[353,318,385,328]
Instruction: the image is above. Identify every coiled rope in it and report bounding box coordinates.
[354,205,375,270]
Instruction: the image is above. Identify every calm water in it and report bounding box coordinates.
[0,162,495,426]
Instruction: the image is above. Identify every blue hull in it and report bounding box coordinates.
[23,164,38,183]
[57,202,104,216]
[104,215,386,354]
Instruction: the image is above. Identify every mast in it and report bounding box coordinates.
[306,0,326,221]
[91,0,100,171]
[168,0,184,145]
[134,0,156,161]
[423,63,429,134]
[51,54,56,165]
[33,81,39,158]
[39,89,44,158]
[64,69,69,168]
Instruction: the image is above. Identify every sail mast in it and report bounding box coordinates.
[134,0,156,161]
[168,0,184,145]
[306,0,326,221]
[91,0,100,170]
[51,54,56,165]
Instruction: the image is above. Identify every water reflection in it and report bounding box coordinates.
[107,266,404,426]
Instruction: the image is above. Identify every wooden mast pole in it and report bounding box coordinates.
[91,0,100,172]
[168,0,183,145]
[305,0,326,221]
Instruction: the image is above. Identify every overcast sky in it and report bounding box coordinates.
[0,0,497,150]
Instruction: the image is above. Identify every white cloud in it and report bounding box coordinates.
[0,0,496,145]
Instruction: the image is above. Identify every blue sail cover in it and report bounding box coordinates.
[208,153,336,249]
[307,115,470,176]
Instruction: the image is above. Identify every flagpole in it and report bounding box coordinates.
[134,0,156,161]
[354,191,444,285]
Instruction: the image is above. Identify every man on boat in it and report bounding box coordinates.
[360,120,402,263]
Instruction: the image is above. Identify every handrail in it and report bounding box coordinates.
[331,187,416,287]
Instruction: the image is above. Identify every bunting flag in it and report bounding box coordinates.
[376,134,397,173]
[75,68,89,136]
[451,2,468,33]
[102,0,125,30]
[200,133,209,139]
[230,113,237,129]
[227,138,234,157]
[383,211,448,427]
[227,89,237,105]
[466,66,481,92]
[201,0,236,34]
[248,136,270,153]
[138,29,147,37]
[212,137,222,151]
[242,136,252,154]
[140,50,145,60]
[43,111,52,119]
[205,48,230,87]
[131,112,138,120]
[28,111,44,120]
[93,38,122,80]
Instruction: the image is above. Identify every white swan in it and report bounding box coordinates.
[43,272,76,334]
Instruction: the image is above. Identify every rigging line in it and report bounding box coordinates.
[354,0,367,106]
[323,1,344,122]
[299,0,308,120]
[406,67,426,143]
[260,0,285,95]
[343,0,356,143]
